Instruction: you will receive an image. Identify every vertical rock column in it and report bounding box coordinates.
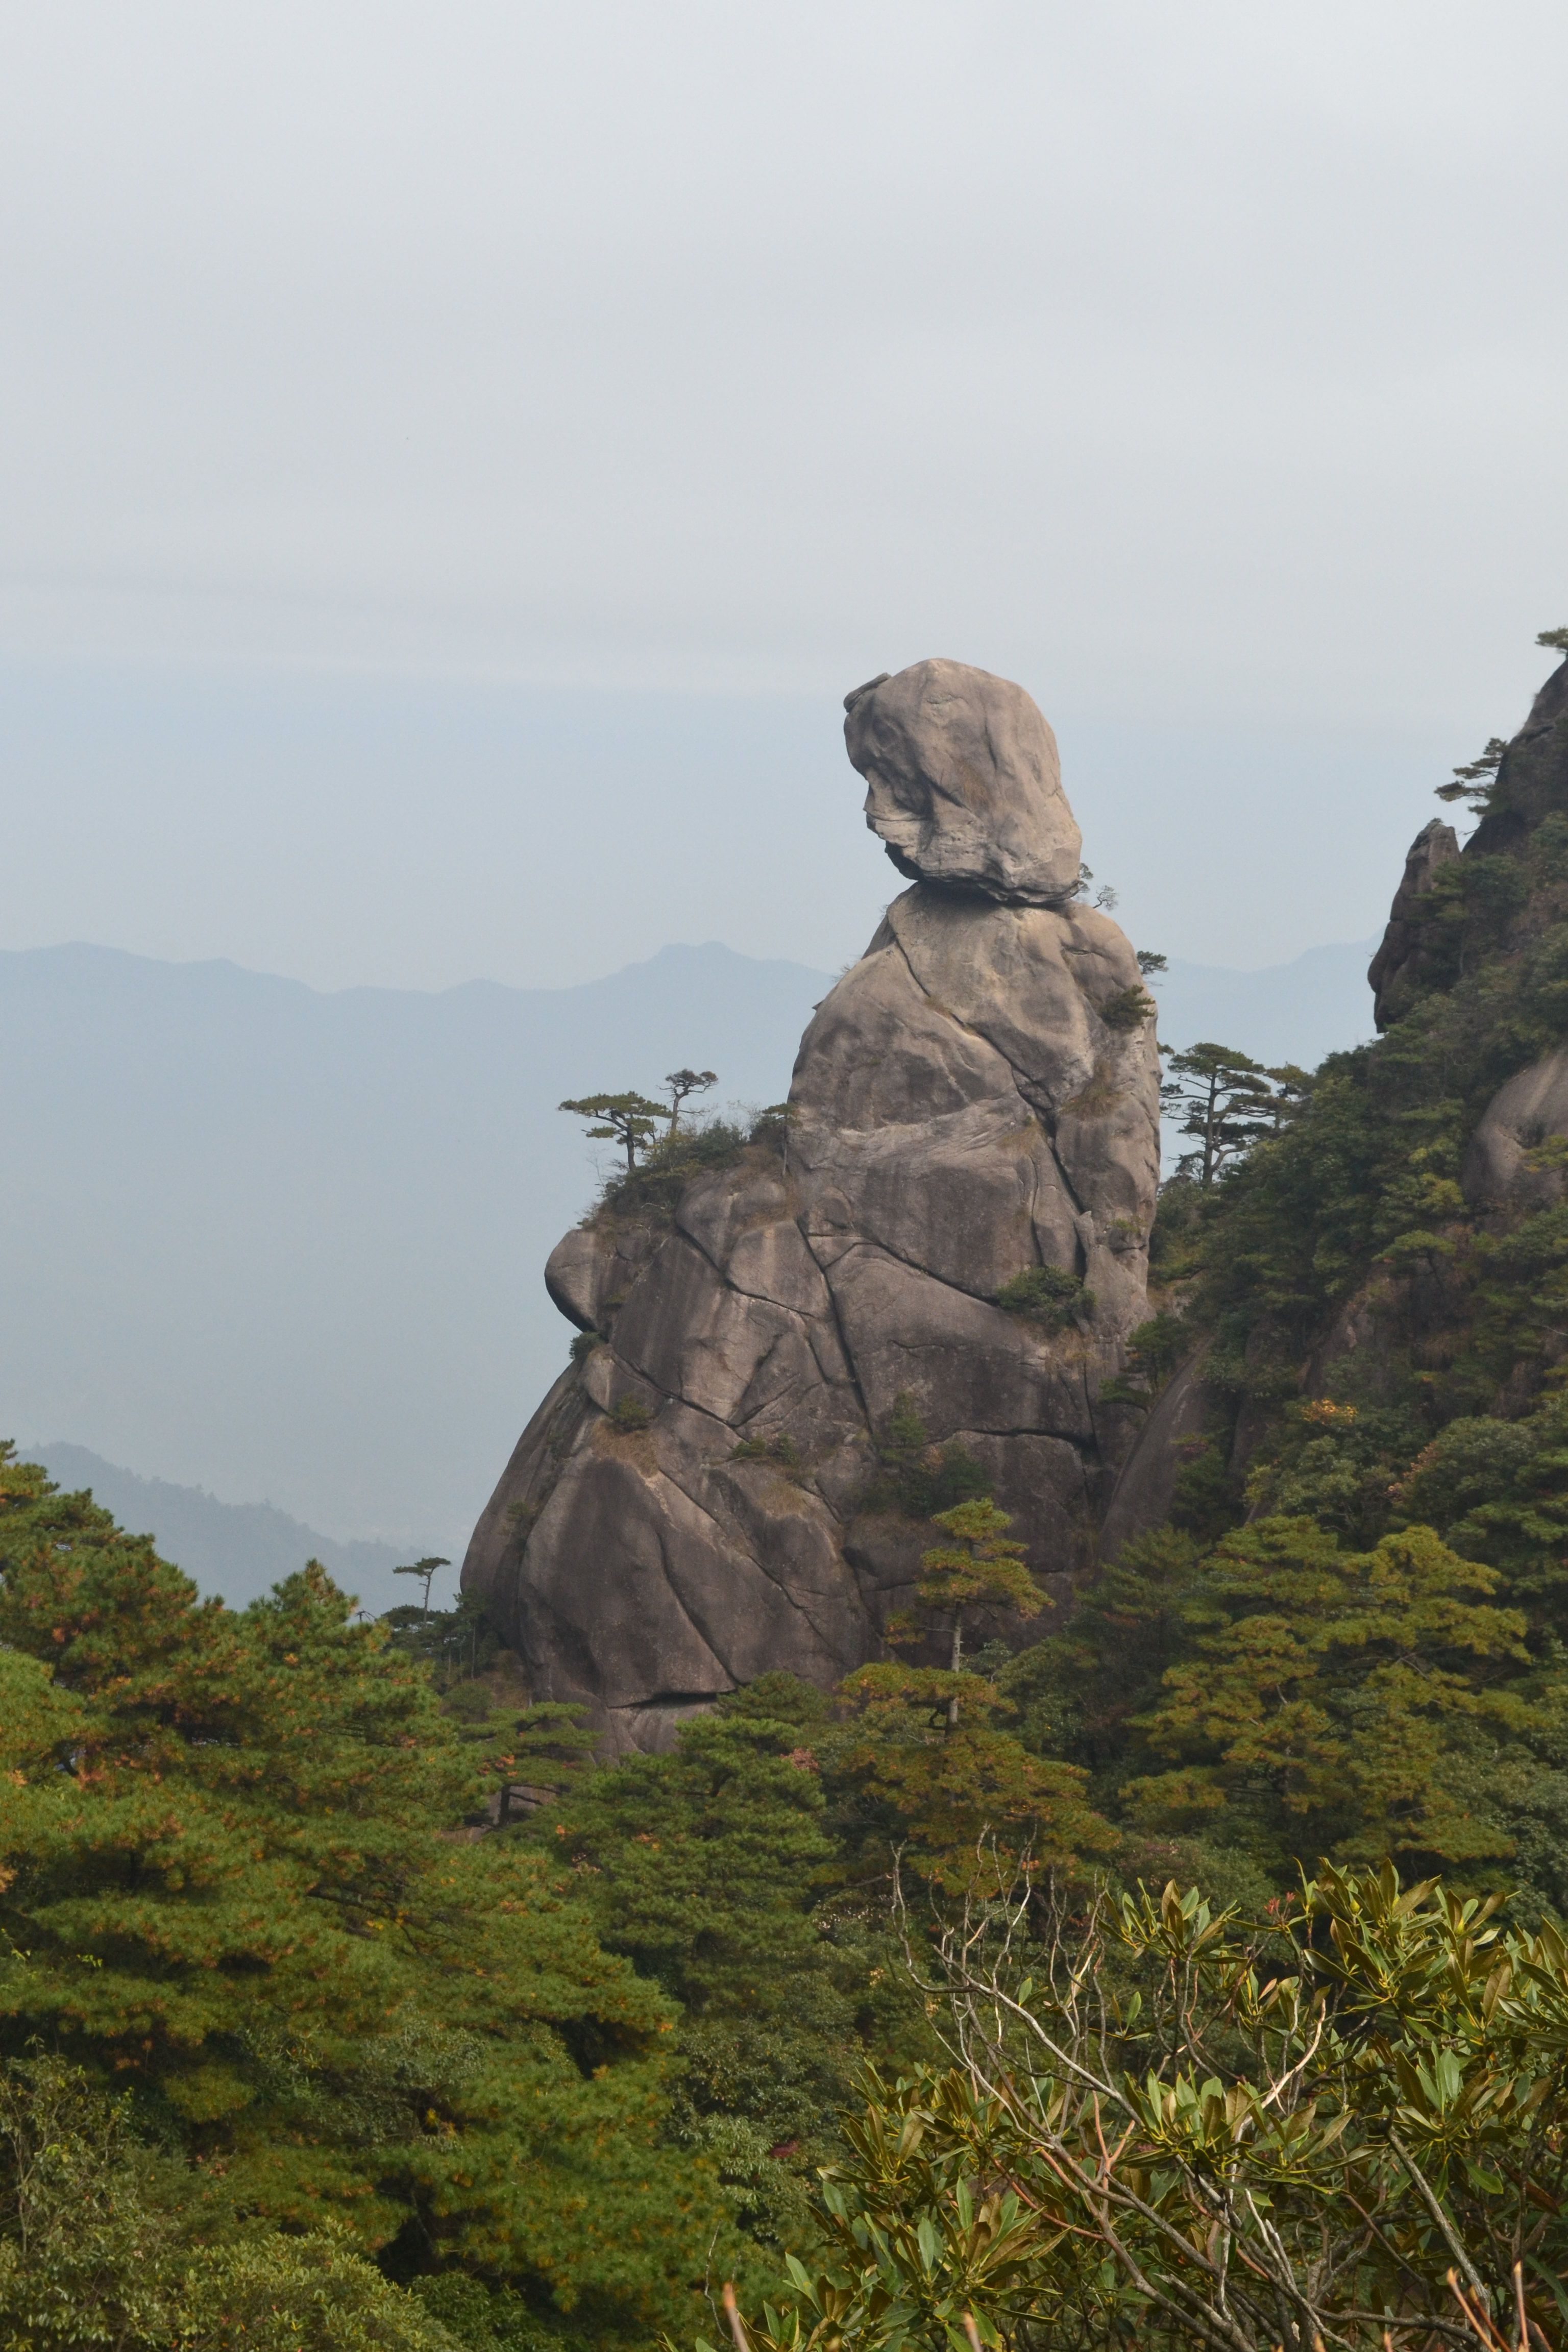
[463,658,1161,1751]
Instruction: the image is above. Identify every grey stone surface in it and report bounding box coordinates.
[1097,1351,1217,1561]
[947,1429,1088,1594]
[1466,654,1568,857]
[845,659,1082,903]
[1463,1046,1568,1210]
[544,1221,660,1334]
[464,662,1161,1748]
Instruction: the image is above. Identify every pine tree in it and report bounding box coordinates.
[828,1658,1115,1894]
[909,1498,1047,1723]
[1122,1515,1530,1874]
[557,1091,665,1171]
[1159,1041,1280,1185]
[831,1499,1111,1890]
[0,1447,714,2334]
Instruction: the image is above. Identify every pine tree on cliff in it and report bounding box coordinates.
[558,1087,664,1170]
[391,1550,447,1618]
[662,1066,717,1129]
[1160,1041,1279,1185]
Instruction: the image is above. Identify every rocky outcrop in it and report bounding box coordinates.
[1463,1049,1568,1211]
[1370,656,1568,1033]
[463,660,1161,1751]
[1096,1351,1217,1562]
[845,659,1082,903]
[1455,656,1568,1209]
[1466,652,1568,859]
[1004,650,1568,1574]
[1367,818,1459,1031]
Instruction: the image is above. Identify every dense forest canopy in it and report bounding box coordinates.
[5,641,1568,2350]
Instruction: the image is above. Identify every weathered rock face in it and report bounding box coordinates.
[1096,1350,1215,1563]
[845,659,1082,904]
[462,660,1160,1751]
[1463,1049,1568,1210]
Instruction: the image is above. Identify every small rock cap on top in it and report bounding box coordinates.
[844,657,1082,905]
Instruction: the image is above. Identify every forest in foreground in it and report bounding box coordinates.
[6,647,1568,2352]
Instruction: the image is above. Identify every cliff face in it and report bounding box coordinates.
[1365,818,1459,1032]
[1097,650,1568,1561]
[462,660,1160,1750]
[1368,656,1568,1037]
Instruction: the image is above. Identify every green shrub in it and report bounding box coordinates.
[1097,982,1157,1031]
[407,2275,584,2352]
[858,1394,990,1521]
[598,1119,751,1217]
[994,1264,1095,1329]
[729,1862,1568,2352]
[0,2056,458,2352]
[1096,1309,1188,1409]
[729,1432,803,1476]
[177,2237,457,2350]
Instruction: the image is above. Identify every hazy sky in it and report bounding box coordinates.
[4,3,1566,985]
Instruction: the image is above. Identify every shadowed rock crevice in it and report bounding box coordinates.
[463,659,1161,1751]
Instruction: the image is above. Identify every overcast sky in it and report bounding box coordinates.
[3,2,1565,987]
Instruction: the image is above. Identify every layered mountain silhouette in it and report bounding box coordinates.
[20,1441,409,1612]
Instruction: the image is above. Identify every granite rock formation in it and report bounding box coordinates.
[463,660,1161,1751]
[1098,646,1568,1562]
[1457,656,1568,1208]
[845,659,1083,904]
[1095,1349,1215,1564]
[1463,1049,1568,1211]
[1366,817,1459,1031]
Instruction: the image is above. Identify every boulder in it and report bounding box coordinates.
[463,662,1160,1750]
[845,659,1082,903]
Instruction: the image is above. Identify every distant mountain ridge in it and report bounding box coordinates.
[22,1441,411,1613]
[2,934,1380,1551]
[2,939,838,1555]
[1156,938,1378,1074]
